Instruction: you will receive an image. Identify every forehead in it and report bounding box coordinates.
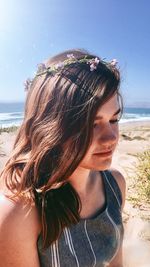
[95,94,119,118]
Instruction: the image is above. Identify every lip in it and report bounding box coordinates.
[93,150,113,157]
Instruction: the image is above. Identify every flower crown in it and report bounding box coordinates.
[24,54,118,91]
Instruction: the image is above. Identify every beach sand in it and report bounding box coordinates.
[113,121,150,267]
[0,121,150,266]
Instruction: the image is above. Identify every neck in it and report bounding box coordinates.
[68,167,93,195]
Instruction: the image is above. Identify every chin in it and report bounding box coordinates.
[81,158,112,171]
[94,161,112,171]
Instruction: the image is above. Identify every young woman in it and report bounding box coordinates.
[0,49,126,267]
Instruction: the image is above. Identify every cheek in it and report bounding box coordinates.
[111,124,119,144]
[80,142,94,163]
[114,123,119,134]
[115,125,119,140]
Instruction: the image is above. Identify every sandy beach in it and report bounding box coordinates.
[0,121,150,266]
[114,121,150,267]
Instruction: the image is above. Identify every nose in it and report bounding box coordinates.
[97,124,118,146]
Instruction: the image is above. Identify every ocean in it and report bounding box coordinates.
[0,102,150,128]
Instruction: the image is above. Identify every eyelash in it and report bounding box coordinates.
[93,118,120,128]
[109,118,120,124]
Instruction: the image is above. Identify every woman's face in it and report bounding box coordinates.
[79,94,121,171]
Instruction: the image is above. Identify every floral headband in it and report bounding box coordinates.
[24,54,118,91]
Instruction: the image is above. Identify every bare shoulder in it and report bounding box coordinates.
[0,193,41,233]
[109,168,126,191]
[0,193,41,267]
[109,168,126,209]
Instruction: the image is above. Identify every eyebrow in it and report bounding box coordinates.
[95,108,121,120]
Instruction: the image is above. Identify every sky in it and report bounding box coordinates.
[0,0,150,106]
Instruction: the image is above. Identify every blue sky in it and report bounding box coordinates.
[0,0,150,106]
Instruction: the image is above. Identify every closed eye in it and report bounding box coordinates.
[93,118,120,128]
[109,118,120,124]
[93,108,122,127]
[110,110,122,124]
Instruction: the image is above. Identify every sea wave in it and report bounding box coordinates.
[0,111,150,128]
[0,112,24,128]
[120,112,150,123]
[120,116,150,123]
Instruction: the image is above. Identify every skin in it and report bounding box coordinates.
[69,93,121,191]
[0,94,126,267]
[69,94,126,266]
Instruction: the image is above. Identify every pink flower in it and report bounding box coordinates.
[37,63,47,73]
[89,63,97,71]
[67,54,76,60]
[88,57,100,71]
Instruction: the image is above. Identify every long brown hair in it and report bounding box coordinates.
[0,49,121,248]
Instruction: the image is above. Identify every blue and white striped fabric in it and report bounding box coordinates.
[38,170,124,267]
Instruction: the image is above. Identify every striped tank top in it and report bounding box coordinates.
[38,170,124,267]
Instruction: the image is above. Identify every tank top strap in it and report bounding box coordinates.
[101,170,122,209]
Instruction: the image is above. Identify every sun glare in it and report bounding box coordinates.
[0,0,17,31]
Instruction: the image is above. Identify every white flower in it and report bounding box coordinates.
[110,59,118,67]
[94,57,100,64]
[67,53,76,59]
[88,57,100,71]
[24,78,32,91]
[90,63,97,71]
[55,62,64,70]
